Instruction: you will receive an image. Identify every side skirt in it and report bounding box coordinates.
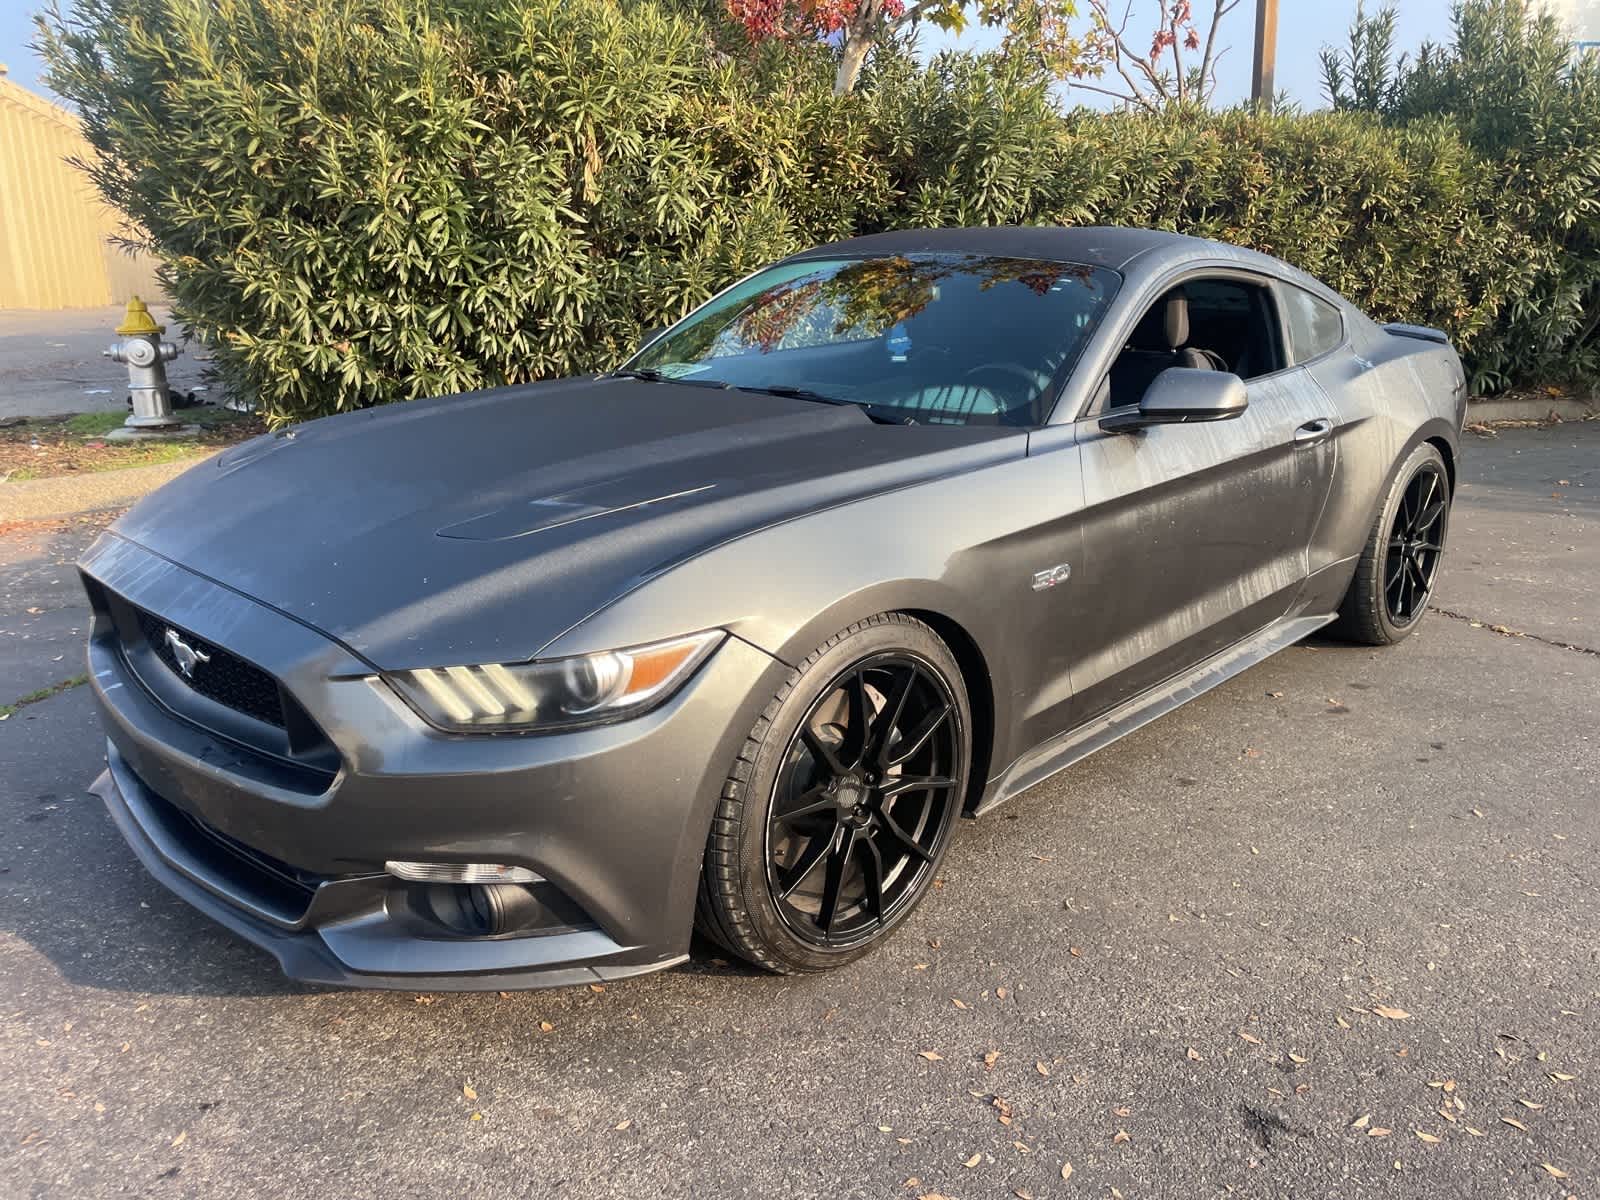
[972,612,1336,817]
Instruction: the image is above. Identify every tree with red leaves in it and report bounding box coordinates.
[725,0,1089,96]
[1078,0,1241,109]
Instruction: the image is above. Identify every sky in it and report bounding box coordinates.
[5,1,1591,113]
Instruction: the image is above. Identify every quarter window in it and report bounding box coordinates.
[1281,286,1345,363]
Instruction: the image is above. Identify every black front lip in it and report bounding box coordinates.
[91,749,687,991]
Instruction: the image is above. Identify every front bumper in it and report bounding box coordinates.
[80,532,789,990]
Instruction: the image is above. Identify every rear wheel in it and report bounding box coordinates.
[1333,443,1451,645]
[695,614,970,973]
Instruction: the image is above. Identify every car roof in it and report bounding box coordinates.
[786,225,1278,274]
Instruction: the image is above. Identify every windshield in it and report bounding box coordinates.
[623,253,1121,427]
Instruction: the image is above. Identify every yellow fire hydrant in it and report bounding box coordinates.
[103,296,181,429]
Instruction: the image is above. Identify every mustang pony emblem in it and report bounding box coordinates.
[163,628,211,679]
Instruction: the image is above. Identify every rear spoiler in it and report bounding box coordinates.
[1383,322,1452,346]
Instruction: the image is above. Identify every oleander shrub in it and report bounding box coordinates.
[36,0,1594,421]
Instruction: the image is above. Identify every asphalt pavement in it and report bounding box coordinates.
[0,304,212,421]
[1,423,1595,1199]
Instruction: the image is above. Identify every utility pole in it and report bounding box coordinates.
[1252,0,1278,108]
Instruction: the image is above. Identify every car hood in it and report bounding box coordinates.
[108,377,1023,669]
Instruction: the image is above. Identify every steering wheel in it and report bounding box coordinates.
[961,363,1043,413]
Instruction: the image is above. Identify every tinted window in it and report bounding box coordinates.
[628,254,1121,427]
[1282,285,1345,362]
[1103,277,1284,410]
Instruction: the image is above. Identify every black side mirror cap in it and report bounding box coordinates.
[1099,367,1248,434]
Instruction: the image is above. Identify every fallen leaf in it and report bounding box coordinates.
[1368,1127,1392,1138]
[170,1131,187,1147]
[1336,1015,1351,1030]
[1069,946,1082,957]
[470,1111,483,1121]
[951,998,969,1010]
[1112,1129,1130,1144]
[1351,1114,1371,1129]
[984,1051,1000,1069]
[1113,1105,1132,1118]
[1060,1161,1073,1180]
[1501,1116,1528,1132]
[1550,1072,1575,1082]
[462,1085,477,1101]
[1036,1061,1051,1076]
[1442,1079,1456,1093]
[1015,1190,1034,1199]
[93,1103,105,1114]
[538,1021,554,1033]
[588,984,605,993]
[1517,1099,1544,1110]
[963,1152,982,1168]
[1541,1164,1570,1180]
[1288,1052,1308,1064]
[1237,1030,1262,1045]
[1267,690,1284,699]
[1373,1006,1411,1020]
[614,1119,631,1131]
[1186,1046,1203,1062]
[1415,1130,1441,1143]
[1464,1126,1485,1137]
[996,987,1008,999]
[878,1125,892,1133]
[1438,1108,1456,1123]
[913,963,929,971]
[918,1050,943,1061]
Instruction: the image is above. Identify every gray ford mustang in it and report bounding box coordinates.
[80,227,1467,989]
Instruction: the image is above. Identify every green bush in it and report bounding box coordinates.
[37,0,1593,420]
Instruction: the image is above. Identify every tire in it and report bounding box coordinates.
[1332,442,1452,646]
[695,613,971,974]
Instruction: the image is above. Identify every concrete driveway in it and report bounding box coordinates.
[1,423,1595,1199]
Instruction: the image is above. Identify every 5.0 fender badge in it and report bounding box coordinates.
[1031,563,1072,591]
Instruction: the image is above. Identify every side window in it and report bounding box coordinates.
[1281,285,1345,363]
[1102,276,1286,411]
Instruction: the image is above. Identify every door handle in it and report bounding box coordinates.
[1294,418,1332,446]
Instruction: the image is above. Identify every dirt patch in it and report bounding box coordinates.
[0,408,263,483]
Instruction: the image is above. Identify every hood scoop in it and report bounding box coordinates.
[436,479,717,542]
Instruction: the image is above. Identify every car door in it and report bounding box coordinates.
[1063,271,1337,726]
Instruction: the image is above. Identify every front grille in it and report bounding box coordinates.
[134,608,285,728]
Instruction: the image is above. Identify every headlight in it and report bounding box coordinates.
[384,630,724,733]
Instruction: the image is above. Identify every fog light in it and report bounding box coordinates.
[384,860,543,885]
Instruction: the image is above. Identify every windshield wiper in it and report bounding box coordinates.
[734,384,917,425]
[610,368,732,390]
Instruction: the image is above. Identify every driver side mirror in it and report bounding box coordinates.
[1099,367,1248,434]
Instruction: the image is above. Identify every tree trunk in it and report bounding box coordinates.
[833,28,873,96]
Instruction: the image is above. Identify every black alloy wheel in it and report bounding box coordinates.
[764,654,961,948]
[1383,461,1448,625]
[695,613,971,973]
[1333,441,1453,646]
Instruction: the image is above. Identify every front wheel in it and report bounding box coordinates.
[1333,442,1452,645]
[695,614,970,973]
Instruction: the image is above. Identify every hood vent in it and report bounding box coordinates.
[435,482,717,542]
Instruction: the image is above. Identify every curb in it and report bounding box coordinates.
[1467,396,1596,424]
[0,454,213,523]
